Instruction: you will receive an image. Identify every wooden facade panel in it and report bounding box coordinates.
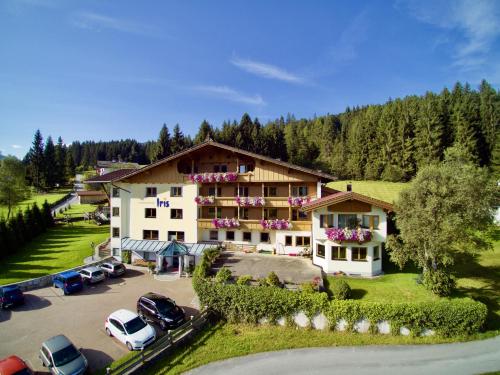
[253,161,318,182]
[327,200,372,213]
[221,207,238,218]
[246,208,262,220]
[125,161,184,183]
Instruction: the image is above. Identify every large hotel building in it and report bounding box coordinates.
[87,140,392,276]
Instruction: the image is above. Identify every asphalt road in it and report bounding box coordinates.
[0,268,197,373]
[187,335,500,375]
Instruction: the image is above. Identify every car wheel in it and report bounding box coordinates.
[63,290,68,296]
[160,321,167,330]
[106,328,112,337]
[126,342,133,351]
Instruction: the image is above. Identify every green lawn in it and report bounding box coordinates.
[327,180,407,203]
[55,203,99,219]
[0,188,71,218]
[0,221,109,285]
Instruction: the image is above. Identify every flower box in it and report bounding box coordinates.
[288,196,311,207]
[325,227,371,243]
[235,196,265,207]
[260,219,292,230]
[194,195,215,205]
[188,172,238,183]
[212,218,240,229]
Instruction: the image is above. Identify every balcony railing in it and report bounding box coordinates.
[188,172,238,183]
[235,196,265,207]
[194,196,215,205]
[325,227,371,243]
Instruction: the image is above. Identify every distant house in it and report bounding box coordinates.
[77,190,107,204]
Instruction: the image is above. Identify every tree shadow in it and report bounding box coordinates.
[350,289,368,299]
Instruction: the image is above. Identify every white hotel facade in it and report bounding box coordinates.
[87,140,393,276]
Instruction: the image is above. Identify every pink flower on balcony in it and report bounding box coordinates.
[325,227,371,243]
[189,172,238,184]
[288,196,311,207]
[194,196,215,205]
[235,196,265,207]
[260,219,292,230]
[212,217,240,228]
[224,172,238,182]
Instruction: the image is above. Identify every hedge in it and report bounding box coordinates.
[194,248,487,337]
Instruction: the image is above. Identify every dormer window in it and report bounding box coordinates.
[239,164,254,173]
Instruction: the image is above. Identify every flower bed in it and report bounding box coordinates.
[288,196,311,207]
[212,218,240,229]
[189,172,238,183]
[195,195,215,205]
[260,219,292,230]
[325,227,371,243]
[235,196,265,207]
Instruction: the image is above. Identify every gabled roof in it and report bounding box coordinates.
[105,140,336,183]
[84,169,136,184]
[301,191,394,212]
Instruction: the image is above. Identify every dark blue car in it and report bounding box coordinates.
[0,285,25,309]
[53,271,83,295]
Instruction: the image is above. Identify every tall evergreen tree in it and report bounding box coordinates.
[65,152,76,182]
[194,120,214,144]
[54,136,67,186]
[152,124,171,162]
[43,136,57,188]
[27,129,45,190]
[170,124,186,154]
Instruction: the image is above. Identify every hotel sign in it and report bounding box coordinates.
[156,198,170,208]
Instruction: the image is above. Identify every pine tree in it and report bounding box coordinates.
[42,200,54,228]
[170,124,186,154]
[236,113,254,151]
[31,203,44,234]
[54,136,67,186]
[194,120,214,144]
[43,136,57,188]
[27,129,45,190]
[65,152,76,182]
[152,124,171,162]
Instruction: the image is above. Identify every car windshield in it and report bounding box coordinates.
[52,344,81,367]
[92,270,104,277]
[66,276,81,284]
[124,317,147,334]
[155,299,176,315]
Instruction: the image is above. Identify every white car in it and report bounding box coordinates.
[105,309,156,350]
[79,266,105,284]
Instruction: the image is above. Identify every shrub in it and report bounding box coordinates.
[300,281,317,294]
[422,269,456,297]
[121,250,131,264]
[147,261,156,272]
[266,271,281,287]
[215,267,232,283]
[329,278,351,300]
[237,275,252,286]
[257,278,268,286]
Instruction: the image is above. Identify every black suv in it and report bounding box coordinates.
[137,293,185,330]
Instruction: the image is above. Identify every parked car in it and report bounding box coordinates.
[99,261,126,278]
[137,292,185,330]
[105,309,156,351]
[52,271,83,295]
[79,266,105,284]
[0,355,33,375]
[39,335,87,375]
[0,285,24,309]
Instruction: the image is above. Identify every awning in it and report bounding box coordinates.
[157,241,188,257]
[121,238,219,256]
[121,238,170,252]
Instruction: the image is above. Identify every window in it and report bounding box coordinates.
[208,207,222,218]
[338,214,358,229]
[317,244,325,258]
[239,207,249,220]
[145,208,157,218]
[112,188,120,198]
[292,209,308,221]
[292,186,308,196]
[362,215,380,230]
[168,231,185,241]
[145,187,157,197]
[239,164,254,173]
[264,186,277,197]
[260,232,270,243]
[264,208,278,219]
[373,245,380,260]
[213,164,228,173]
[143,230,159,240]
[320,214,334,228]
[112,207,120,217]
[112,248,120,256]
[236,186,249,197]
[208,186,222,196]
[112,227,120,238]
[226,231,235,241]
[209,230,218,241]
[243,232,252,241]
[171,209,183,219]
[170,186,182,197]
[352,247,367,261]
[285,235,293,246]
[331,246,347,260]
[296,236,310,246]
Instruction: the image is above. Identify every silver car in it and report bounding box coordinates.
[79,266,105,284]
[39,335,88,375]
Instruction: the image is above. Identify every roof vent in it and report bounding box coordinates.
[347,183,352,192]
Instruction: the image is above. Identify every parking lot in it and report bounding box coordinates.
[0,267,198,373]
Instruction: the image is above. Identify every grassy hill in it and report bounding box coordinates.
[327,180,408,203]
[0,189,71,218]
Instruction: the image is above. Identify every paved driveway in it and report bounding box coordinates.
[0,268,197,373]
[187,335,500,375]
[216,252,322,285]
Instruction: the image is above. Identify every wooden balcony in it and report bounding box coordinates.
[197,219,311,231]
[196,197,305,208]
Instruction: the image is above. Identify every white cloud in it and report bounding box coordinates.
[330,9,369,65]
[398,0,500,71]
[193,85,266,106]
[230,57,305,84]
[11,144,22,149]
[70,11,163,38]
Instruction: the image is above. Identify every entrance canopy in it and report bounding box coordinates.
[121,237,219,256]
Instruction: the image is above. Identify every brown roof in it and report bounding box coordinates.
[301,191,394,212]
[111,140,337,183]
[77,190,107,196]
[84,169,136,183]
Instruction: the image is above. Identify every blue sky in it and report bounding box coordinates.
[1,0,499,159]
